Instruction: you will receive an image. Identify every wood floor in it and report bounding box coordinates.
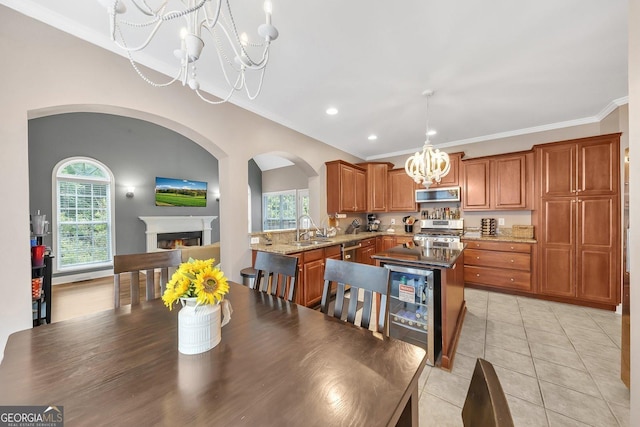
[51,275,161,323]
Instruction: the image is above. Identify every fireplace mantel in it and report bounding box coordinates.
[139,216,217,252]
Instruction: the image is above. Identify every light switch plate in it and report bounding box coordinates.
[390,219,396,225]
[498,218,505,226]
[250,237,260,244]
[335,213,347,219]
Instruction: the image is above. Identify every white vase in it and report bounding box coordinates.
[178,298,225,355]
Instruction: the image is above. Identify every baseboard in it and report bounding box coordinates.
[53,269,114,285]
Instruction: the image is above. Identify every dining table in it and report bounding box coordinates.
[0,282,427,426]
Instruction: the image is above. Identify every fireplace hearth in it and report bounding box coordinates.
[139,216,217,252]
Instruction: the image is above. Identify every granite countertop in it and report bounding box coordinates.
[250,230,416,255]
[372,241,466,269]
[461,234,537,244]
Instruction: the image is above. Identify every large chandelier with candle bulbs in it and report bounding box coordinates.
[405,90,451,188]
[97,0,279,104]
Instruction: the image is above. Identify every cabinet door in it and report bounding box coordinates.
[356,245,375,265]
[380,235,396,251]
[431,153,460,188]
[303,258,326,307]
[578,140,618,196]
[493,154,529,209]
[538,198,576,297]
[354,168,367,212]
[540,143,577,197]
[576,196,619,304]
[364,163,390,212]
[340,164,357,212]
[388,169,418,212]
[462,159,490,210]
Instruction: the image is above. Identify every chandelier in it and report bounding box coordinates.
[97,0,279,104]
[405,90,450,188]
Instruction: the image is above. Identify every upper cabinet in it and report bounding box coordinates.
[326,160,367,213]
[462,151,533,211]
[539,134,619,198]
[357,162,393,212]
[429,152,462,188]
[388,168,418,212]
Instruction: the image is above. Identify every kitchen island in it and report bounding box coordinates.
[372,241,466,370]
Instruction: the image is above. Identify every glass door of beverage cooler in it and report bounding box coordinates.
[385,264,440,366]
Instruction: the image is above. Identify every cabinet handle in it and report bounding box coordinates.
[475,243,480,247]
[576,188,582,192]
[476,256,480,260]
[510,278,515,282]
[510,259,514,263]
[571,199,576,203]
[510,246,514,250]
[476,274,480,277]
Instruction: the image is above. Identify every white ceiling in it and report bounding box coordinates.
[1,0,629,163]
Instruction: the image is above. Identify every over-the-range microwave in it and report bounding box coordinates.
[415,186,461,203]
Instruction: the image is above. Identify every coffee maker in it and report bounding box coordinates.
[366,214,380,232]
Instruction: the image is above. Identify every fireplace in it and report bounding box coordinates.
[157,231,202,249]
[139,216,217,252]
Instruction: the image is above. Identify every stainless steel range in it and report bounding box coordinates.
[413,219,464,247]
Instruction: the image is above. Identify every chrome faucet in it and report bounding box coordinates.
[296,214,321,242]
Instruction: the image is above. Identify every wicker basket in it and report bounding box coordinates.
[512,225,534,239]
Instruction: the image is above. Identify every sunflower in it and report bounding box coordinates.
[161,258,229,309]
[194,266,229,305]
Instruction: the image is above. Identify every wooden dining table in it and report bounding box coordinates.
[0,282,427,426]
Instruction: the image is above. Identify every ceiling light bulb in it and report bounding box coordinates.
[264,1,273,15]
[368,135,378,141]
[427,129,437,136]
[326,107,338,115]
[240,32,248,47]
[180,27,188,40]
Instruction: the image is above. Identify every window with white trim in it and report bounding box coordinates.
[262,189,308,231]
[54,158,114,272]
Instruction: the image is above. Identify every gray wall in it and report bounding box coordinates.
[28,112,220,276]
[248,159,262,232]
[262,165,309,192]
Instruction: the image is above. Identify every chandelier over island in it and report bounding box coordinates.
[405,90,451,188]
[97,0,279,104]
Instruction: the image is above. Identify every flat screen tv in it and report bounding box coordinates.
[155,177,207,207]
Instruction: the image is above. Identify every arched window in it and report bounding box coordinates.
[53,158,114,272]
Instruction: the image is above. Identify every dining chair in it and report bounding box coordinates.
[179,244,221,265]
[253,251,299,302]
[462,358,515,427]
[320,258,390,333]
[113,250,182,308]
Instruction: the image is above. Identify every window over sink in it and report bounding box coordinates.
[262,189,309,231]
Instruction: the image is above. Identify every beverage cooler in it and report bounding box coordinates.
[385,264,441,366]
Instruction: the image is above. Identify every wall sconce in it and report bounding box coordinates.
[126,187,135,198]
[214,192,220,202]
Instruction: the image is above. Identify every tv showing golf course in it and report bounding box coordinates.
[155,177,207,207]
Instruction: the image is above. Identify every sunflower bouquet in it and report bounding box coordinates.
[162,258,229,310]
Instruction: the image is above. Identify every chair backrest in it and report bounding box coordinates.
[320,258,390,333]
[253,252,299,302]
[462,358,515,427]
[113,250,182,308]
[180,244,221,265]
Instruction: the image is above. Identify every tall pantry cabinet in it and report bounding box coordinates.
[534,133,621,308]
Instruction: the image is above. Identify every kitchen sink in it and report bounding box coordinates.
[288,239,333,247]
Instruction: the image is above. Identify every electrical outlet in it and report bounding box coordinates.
[498,218,505,226]
[390,218,396,225]
[335,213,347,219]
[250,237,260,244]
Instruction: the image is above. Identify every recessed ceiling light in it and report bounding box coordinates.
[368,135,378,141]
[326,107,338,115]
[427,129,437,136]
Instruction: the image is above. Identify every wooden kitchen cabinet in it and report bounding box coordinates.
[462,240,534,293]
[378,235,414,251]
[356,238,376,265]
[539,134,619,197]
[535,133,621,309]
[388,168,418,212]
[429,152,462,188]
[357,162,393,212]
[462,151,533,211]
[326,160,367,213]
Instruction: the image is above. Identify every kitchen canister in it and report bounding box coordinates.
[178,298,232,355]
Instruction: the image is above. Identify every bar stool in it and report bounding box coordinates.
[240,267,257,288]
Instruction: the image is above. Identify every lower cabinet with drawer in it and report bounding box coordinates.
[462,240,535,293]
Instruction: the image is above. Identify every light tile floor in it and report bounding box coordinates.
[418,288,630,427]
